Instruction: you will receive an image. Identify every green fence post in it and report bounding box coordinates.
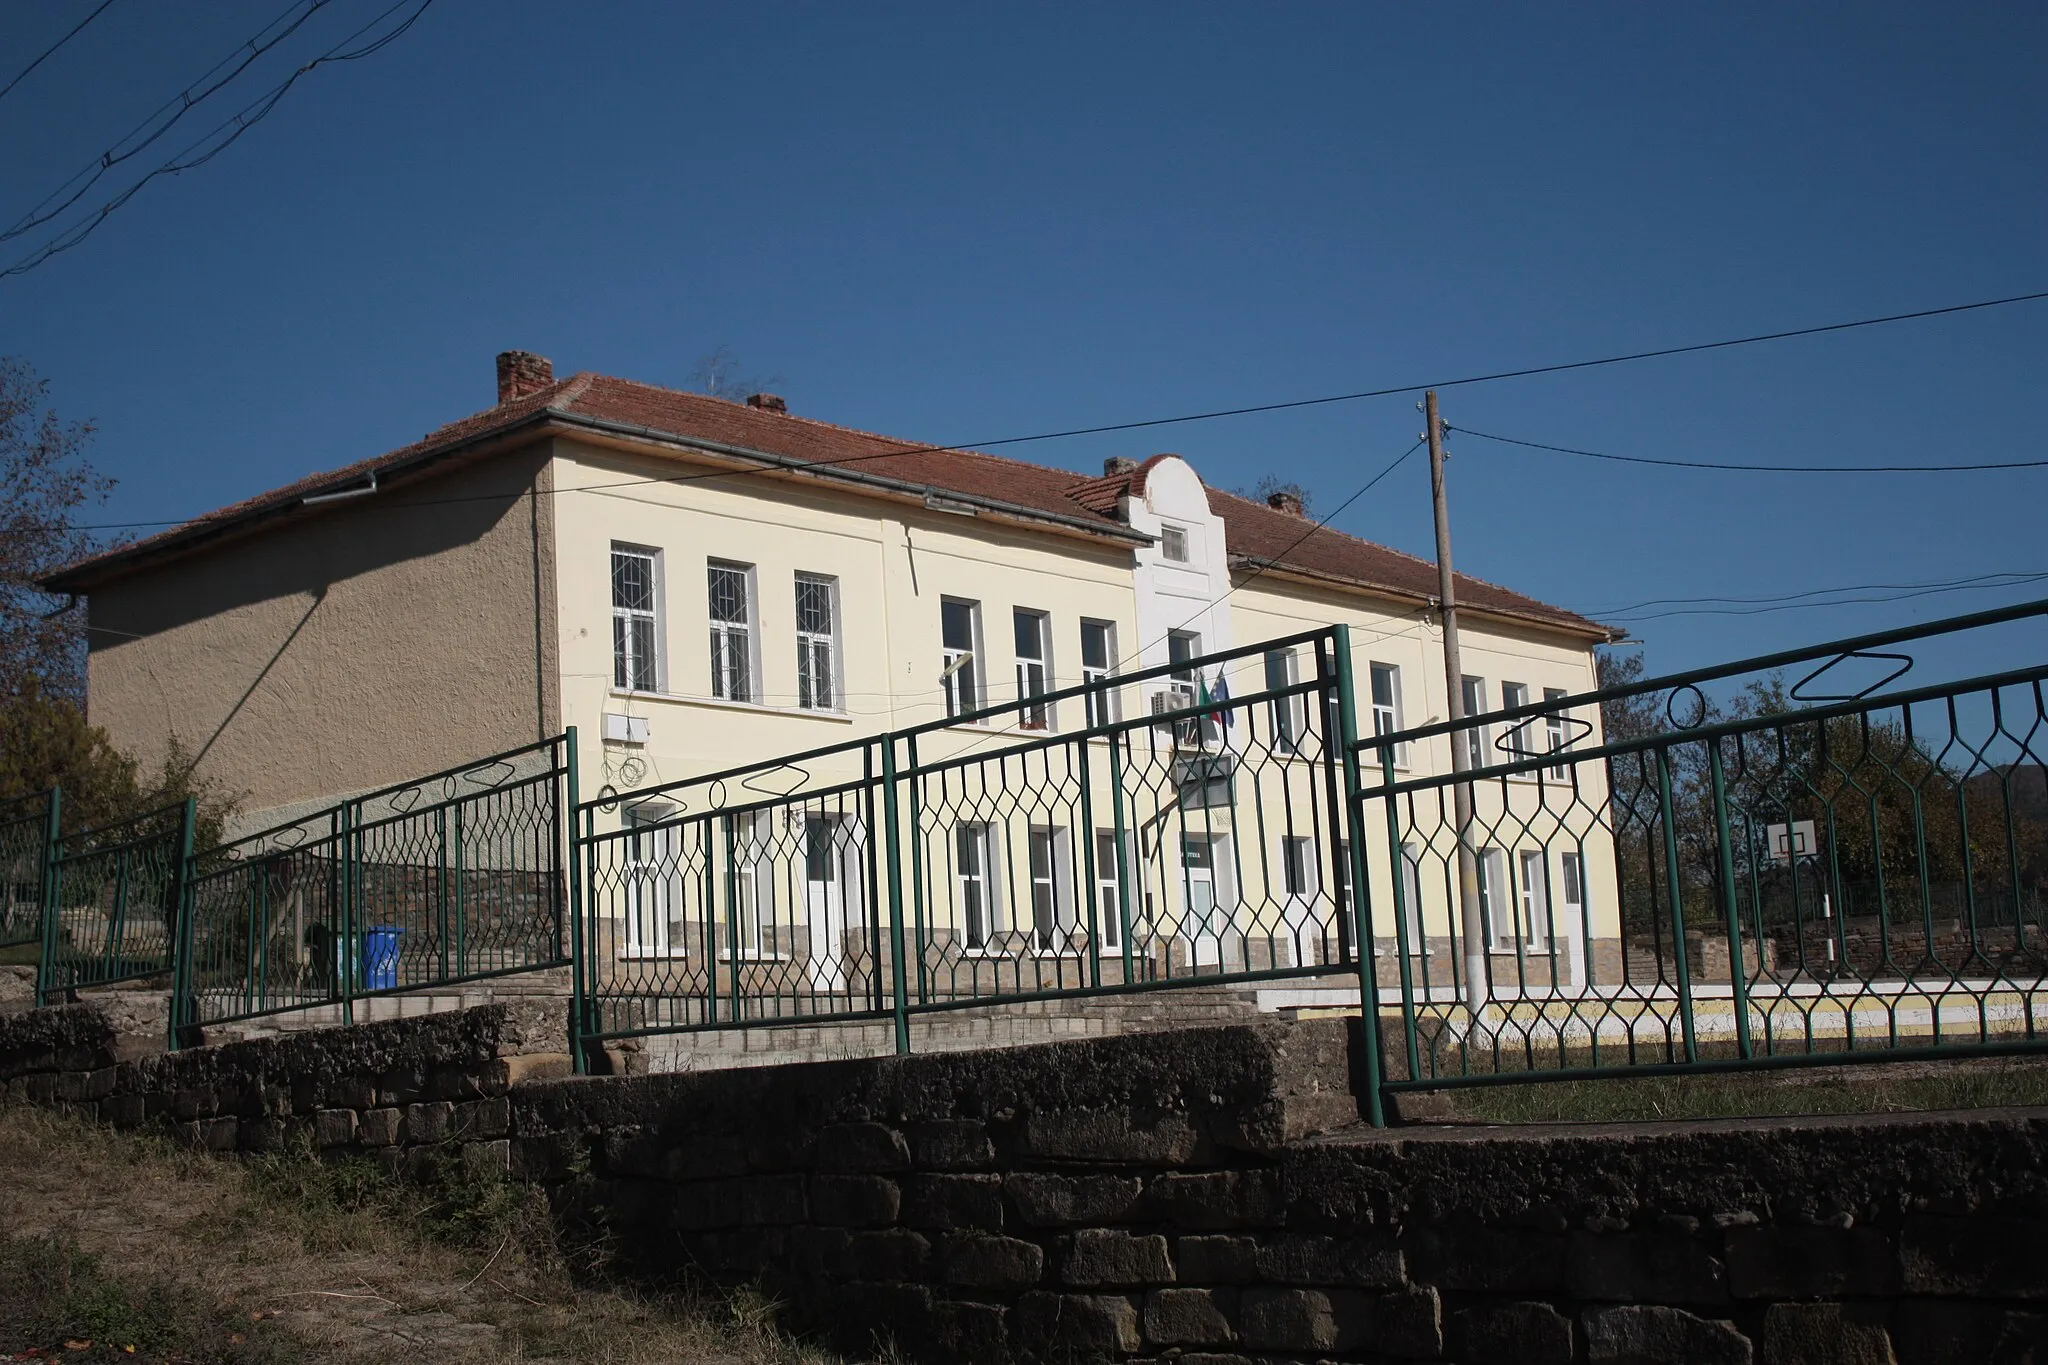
[1329,626,1388,1128]
[1654,744,1698,1063]
[1707,740,1754,1060]
[880,736,913,1055]
[563,728,590,1075]
[166,797,198,1052]
[35,787,61,1008]
[339,802,356,1029]
[1077,733,1101,990]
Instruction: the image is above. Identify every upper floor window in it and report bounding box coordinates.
[795,573,839,711]
[1014,608,1052,730]
[1460,675,1488,771]
[1164,630,1216,747]
[1544,687,1572,778]
[942,598,982,720]
[611,545,660,692]
[1159,524,1189,562]
[1369,662,1408,767]
[1501,681,1532,759]
[1265,648,1301,753]
[1080,619,1118,729]
[708,561,755,703]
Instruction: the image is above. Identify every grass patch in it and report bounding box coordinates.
[1408,1057,2048,1124]
[0,1102,872,1364]
[0,1234,299,1363]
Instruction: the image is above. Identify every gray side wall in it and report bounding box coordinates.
[82,445,558,823]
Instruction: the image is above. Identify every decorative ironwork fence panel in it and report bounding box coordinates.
[41,799,193,998]
[1351,599,2048,1095]
[0,789,56,949]
[179,735,572,1036]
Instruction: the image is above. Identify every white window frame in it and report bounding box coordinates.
[707,561,757,704]
[1093,829,1126,951]
[942,598,984,722]
[1460,675,1489,772]
[723,809,781,960]
[1266,648,1302,754]
[1281,835,1317,898]
[1014,608,1053,731]
[1162,630,1214,748]
[611,544,663,693]
[1501,681,1533,765]
[1159,523,1189,562]
[1028,825,1075,954]
[1544,687,1572,779]
[1080,619,1119,729]
[1478,846,1512,952]
[1518,848,1551,950]
[1560,850,1587,937]
[1369,662,1408,769]
[955,820,1003,949]
[620,804,684,959]
[794,573,840,712]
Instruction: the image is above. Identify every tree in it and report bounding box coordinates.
[1228,475,1315,515]
[688,346,783,403]
[0,356,109,701]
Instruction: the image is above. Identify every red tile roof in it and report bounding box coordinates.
[44,370,1608,635]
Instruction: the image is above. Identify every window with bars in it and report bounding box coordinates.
[611,546,660,692]
[1544,686,1572,778]
[1080,619,1117,728]
[1369,662,1408,767]
[942,599,982,720]
[707,562,754,703]
[795,573,838,711]
[1014,608,1051,730]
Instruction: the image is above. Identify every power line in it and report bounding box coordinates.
[1588,569,2048,617]
[1600,573,2048,624]
[1,0,430,278]
[3,0,331,245]
[0,0,120,106]
[1452,424,2048,474]
[50,283,2048,532]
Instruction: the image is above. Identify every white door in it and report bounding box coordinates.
[804,815,850,990]
[1182,835,1226,967]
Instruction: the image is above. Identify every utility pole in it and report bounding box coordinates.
[1426,391,1488,1015]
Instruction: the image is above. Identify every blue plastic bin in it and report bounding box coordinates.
[362,925,404,991]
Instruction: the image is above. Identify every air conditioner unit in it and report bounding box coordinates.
[603,713,650,744]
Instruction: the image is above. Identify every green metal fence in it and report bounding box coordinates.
[39,798,194,1002]
[574,627,1362,1062]
[0,789,56,949]
[177,734,574,1041]
[1351,598,2048,1101]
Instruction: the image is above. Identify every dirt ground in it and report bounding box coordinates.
[0,1103,876,1365]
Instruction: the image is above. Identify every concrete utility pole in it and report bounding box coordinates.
[1426,390,1488,1015]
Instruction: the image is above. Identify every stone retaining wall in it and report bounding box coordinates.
[4,1002,2046,1364]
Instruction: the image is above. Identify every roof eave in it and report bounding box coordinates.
[1227,554,1619,642]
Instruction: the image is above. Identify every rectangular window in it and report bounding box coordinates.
[611,546,660,692]
[1014,609,1052,730]
[1094,831,1125,951]
[1029,827,1068,952]
[942,599,982,720]
[707,562,754,703]
[1265,648,1301,753]
[1080,620,1118,729]
[1501,681,1532,760]
[622,807,678,957]
[1281,835,1316,897]
[1477,847,1510,952]
[794,573,838,711]
[957,821,997,948]
[1163,630,1213,746]
[1160,524,1189,562]
[1399,843,1424,951]
[1369,662,1407,767]
[730,810,774,958]
[1544,687,1572,779]
[1460,675,1488,771]
[1519,849,1550,950]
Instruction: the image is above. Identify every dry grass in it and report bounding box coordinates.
[0,1103,881,1365]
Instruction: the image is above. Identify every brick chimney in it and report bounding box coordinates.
[496,351,553,405]
[746,393,788,414]
[1267,489,1306,517]
[1103,456,1139,476]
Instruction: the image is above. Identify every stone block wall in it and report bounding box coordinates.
[5,1000,2048,1364]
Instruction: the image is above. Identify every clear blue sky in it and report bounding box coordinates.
[4,1,2044,683]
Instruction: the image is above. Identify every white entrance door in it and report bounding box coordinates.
[1182,835,1226,967]
[803,815,850,991]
